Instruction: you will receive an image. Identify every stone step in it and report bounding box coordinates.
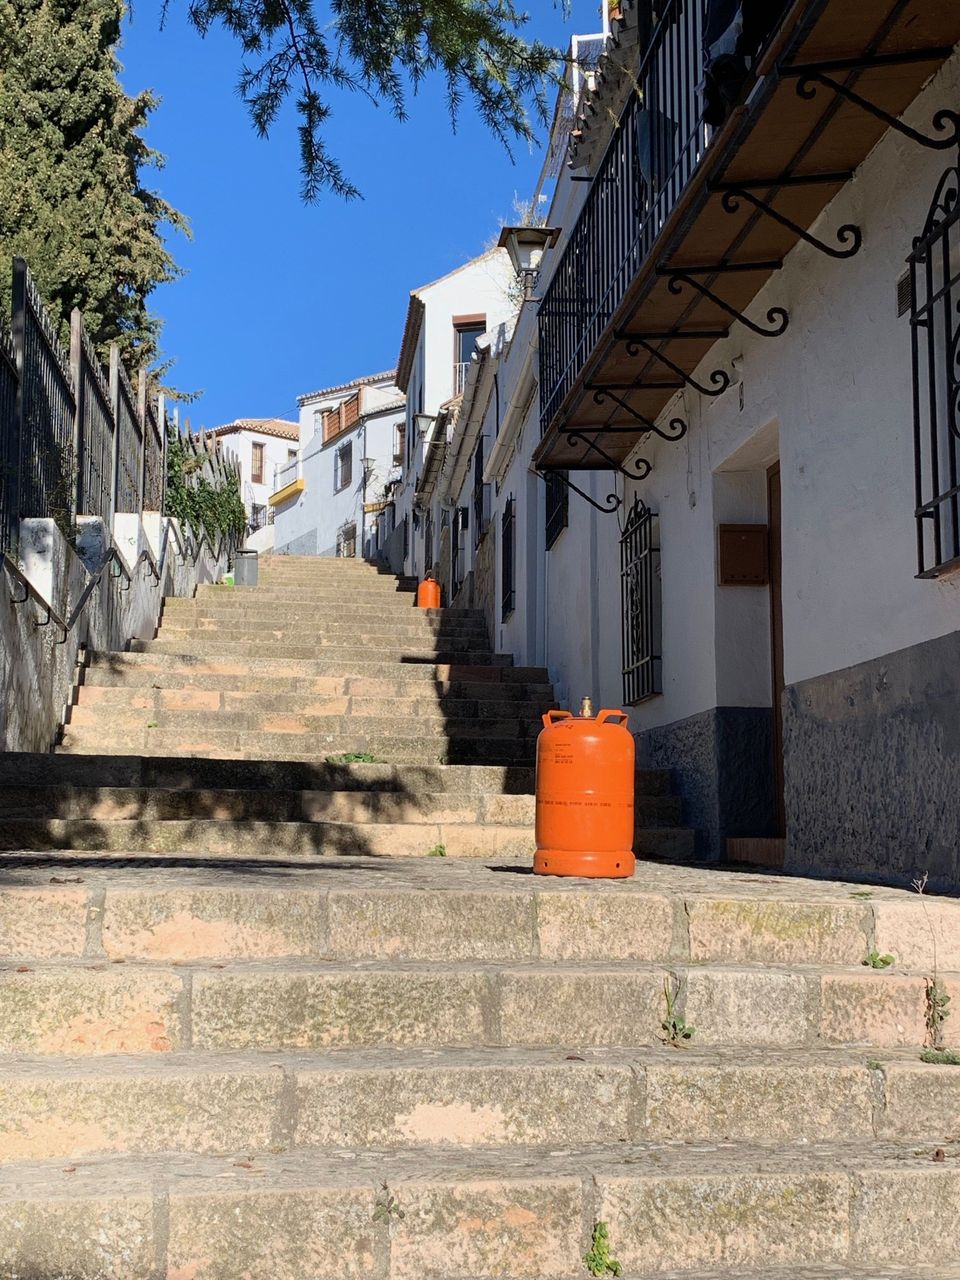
[0,816,537,858]
[200,584,421,601]
[0,956,954,1056]
[57,725,538,764]
[0,784,680,825]
[135,639,503,664]
[159,619,491,642]
[73,686,554,722]
[0,752,544,793]
[166,600,485,626]
[66,705,541,739]
[3,856,956,968]
[0,1143,957,1278]
[0,1046,954,1166]
[87,649,549,684]
[154,627,494,653]
[80,668,555,702]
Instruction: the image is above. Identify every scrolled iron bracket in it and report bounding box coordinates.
[665,272,789,337]
[588,385,688,441]
[718,185,862,259]
[561,429,652,480]
[790,69,960,152]
[537,469,622,515]
[623,335,731,397]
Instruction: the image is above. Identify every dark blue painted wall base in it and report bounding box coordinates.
[636,707,776,859]
[783,629,960,892]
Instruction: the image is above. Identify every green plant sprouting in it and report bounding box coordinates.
[584,1222,622,1277]
[913,871,951,1049]
[660,978,695,1047]
[862,950,896,969]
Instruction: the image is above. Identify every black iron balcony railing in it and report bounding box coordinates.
[538,0,711,435]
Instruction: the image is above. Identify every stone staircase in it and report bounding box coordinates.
[0,556,958,1279]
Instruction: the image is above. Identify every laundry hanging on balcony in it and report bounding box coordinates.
[701,0,790,127]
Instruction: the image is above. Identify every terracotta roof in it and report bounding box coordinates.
[396,249,507,392]
[209,418,300,441]
[298,369,397,406]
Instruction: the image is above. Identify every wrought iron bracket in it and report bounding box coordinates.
[782,63,960,152]
[587,385,688,441]
[537,468,622,515]
[619,334,731,396]
[716,185,862,259]
[560,429,652,480]
[663,271,789,337]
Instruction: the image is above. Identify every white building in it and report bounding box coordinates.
[272,371,405,559]
[385,249,517,580]
[207,418,299,531]
[403,9,960,890]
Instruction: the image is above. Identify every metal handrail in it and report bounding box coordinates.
[1,520,235,643]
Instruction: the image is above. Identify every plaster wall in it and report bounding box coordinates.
[223,431,297,519]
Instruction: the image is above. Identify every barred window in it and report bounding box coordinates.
[620,495,662,704]
[545,470,569,549]
[501,496,515,621]
[334,441,352,493]
[910,161,960,577]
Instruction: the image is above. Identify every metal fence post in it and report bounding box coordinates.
[108,345,121,523]
[7,258,27,554]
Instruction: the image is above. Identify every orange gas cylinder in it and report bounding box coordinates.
[416,577,441,609]
[534,700,635,878]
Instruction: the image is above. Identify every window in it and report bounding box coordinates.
[545,471,569,549]
[453,316,485,395]
[910,162,960,577]
[287,448,297,464]
[334,441,352,492]
[472,436,487,548]
[501,496,515,621]
[337,522,357,558]
[251,442,265,485]
[451,505,468,599]
[312,409,321,436]
[424,509,434,574]
[620,494,662,704]
[394,424,405,466]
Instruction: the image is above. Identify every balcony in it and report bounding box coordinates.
[535,0,960,473]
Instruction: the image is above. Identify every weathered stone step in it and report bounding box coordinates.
[136,638,503,663]
[73,686,554,724]
[154,628,494,654]
[57,725,537,764]
[1,957,955,1056]
[67,705,540,739]
[0,752,543,793]
[0,1046,954,1166]
[1,1143,957,1278]
[0,816,537,859]
[88,649,549,684]
[160,620,491,642]
[167,600,486,626]
[80,670,555,703]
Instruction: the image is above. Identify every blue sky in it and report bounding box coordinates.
[118,2,602,429]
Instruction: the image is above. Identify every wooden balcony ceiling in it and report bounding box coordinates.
[536,0,960,471]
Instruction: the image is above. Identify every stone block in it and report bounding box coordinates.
[102,887,327,960]
[389,1177,582,1280]
[0,968,182,1054]
[191,969,488,1050]
[535,891,675,962]
[326,890,534,962]
[684,969,811,1046]
[873,899,960,971]
[880,1060,960,1138]
[597,1170,849,1270]
[0,887,88,959]
[687,898,867,965]
[0,1192,154,1279]
[498,969,665,1047]
[851,1168,960,1263]
[819,973,928,1046]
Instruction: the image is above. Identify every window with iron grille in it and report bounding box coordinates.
[620,494,662,704]
[451,505,468,599]
[337,522,357,558]
[334,441,352,492]
[472,436,487,548]
[402,513,409,562]
[251,442,265,485]
[424,509,434,573]
[910,161,960,577]
[501,496,515,621]
[545,470,568,549]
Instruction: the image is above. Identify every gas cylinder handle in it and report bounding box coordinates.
[597,709,629,727]
[542,709,573,728]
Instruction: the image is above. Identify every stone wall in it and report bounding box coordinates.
[1,516,228,754]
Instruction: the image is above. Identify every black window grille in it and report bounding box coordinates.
[402,513,409,562]
[545,470,569,549]
[472,436,487,548]
[501,496,515,621]
[337,522,357,558]
[334,441,352,492]
[620,494,661,704]
[424,509,434,573]
[910,161,960,577]
[451,505,467,599]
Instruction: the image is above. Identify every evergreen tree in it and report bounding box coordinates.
[0,0,187,367]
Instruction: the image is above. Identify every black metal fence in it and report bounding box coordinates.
[0,257,174,554]
[501,495,515,621]
[538,0,708,433]
[620,494,661,704]
[910,161,960,577]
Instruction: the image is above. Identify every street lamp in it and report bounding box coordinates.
[498,225,561,302]
[414,413,436,439]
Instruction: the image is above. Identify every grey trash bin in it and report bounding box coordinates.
[234,550,259,587]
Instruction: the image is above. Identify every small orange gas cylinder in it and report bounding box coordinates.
[416,576,441,609]
[534,698,635,878]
